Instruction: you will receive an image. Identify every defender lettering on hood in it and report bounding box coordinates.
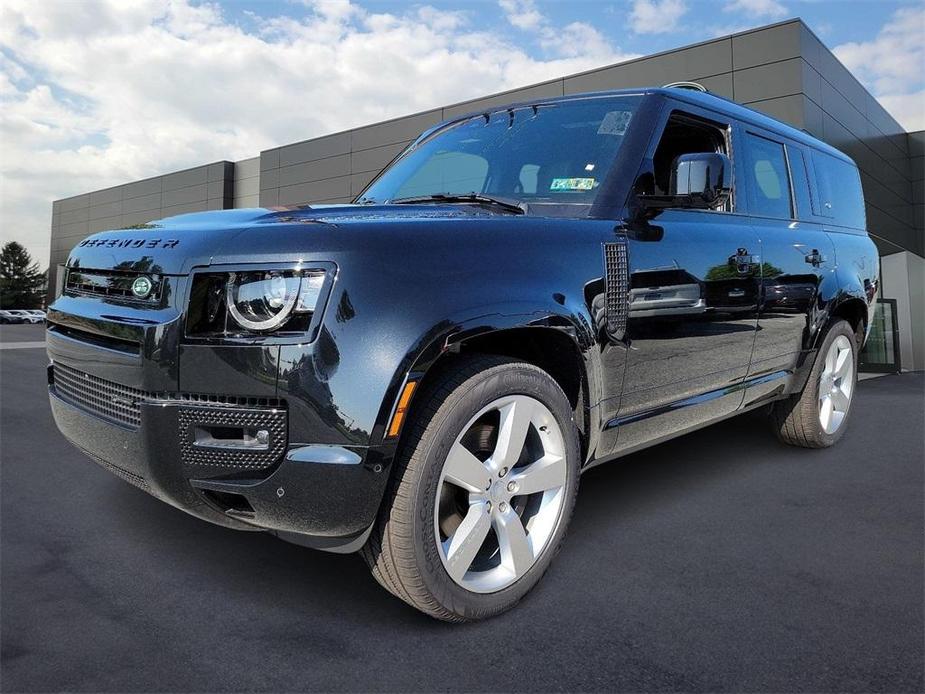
[78,238,180,249]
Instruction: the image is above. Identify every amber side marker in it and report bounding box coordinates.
[387,380,418,438]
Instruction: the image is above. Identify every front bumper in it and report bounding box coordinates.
[47,357,390,553]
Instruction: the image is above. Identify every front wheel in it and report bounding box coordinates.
[771,319,858,448]
[361,355,580,621]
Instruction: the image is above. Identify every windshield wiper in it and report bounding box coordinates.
[390,193,526,215]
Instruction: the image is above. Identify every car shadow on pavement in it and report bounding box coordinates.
[98,405,775,627]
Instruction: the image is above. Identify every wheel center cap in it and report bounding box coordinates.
[489,480,508,503]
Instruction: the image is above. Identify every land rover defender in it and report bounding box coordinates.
[47,87,878,620]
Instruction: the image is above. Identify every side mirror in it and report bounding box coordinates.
[669,152,732,208]
[636,152,733,214]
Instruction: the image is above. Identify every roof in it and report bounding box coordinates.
[422,86,852,165]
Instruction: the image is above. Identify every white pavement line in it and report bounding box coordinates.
[0,341,46,350]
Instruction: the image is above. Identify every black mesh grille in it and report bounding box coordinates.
[179,407,288,471]
[53,362,144,428]
[604,242,629,337]
[52,364,285,431]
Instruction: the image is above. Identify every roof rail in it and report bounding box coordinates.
[662,81,709,92]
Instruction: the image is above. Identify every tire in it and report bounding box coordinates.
[771,319,859,448]
[361,355,581,621]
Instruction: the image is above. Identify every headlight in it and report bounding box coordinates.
[186,267,331,338]
[226,271,324,332]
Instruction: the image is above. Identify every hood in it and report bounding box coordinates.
[65,204,505,275]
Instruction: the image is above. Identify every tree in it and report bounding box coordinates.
[0,242,46,309]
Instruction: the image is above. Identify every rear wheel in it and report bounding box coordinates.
[361,355,580,621]
[771,319,858,448]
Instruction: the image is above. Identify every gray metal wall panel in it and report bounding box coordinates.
[279,154,350,186]
[59,207,89,225]
[58,194,89,213]
[89,187,121,206]
[696,73,734,99]
[234,177,259,199]
[235,194,260,208]
[162,166,209,192]
[88,200,122,221]
[235,157,260,180]
[732,22,801,70]
[352,110,442,150]
[89,215,123,234]
[122,192,162,214]
[259,168,280,192]
[350,141,408,174]
[278,176,351,206]
[733,58,803,104]
[743,94,806,130]
[123,178,162,199]
[565,43,731,95]
[278,132,351,168]
[162,184,208,208]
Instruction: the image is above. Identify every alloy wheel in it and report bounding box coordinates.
[818,334,855,435]
[434,395,568,593]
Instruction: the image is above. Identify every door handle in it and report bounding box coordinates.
[729,248,758,274]
[805,249,826,267]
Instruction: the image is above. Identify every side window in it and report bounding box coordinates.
[394,151,488,199]
[745,133,792,219]
[647,112,731,210]
[786,145,813,221]
[811,151,866,229]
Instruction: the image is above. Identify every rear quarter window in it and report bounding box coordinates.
[810,151,866,229]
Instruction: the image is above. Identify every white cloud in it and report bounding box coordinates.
[0,0,635,268]
[834,6,925,131]
[629,0,687,35]
[498,0,625,62]
[876,91,925,133]
[499,0,545,31]
[723,0,788,19]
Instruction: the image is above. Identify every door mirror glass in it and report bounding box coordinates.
[669,152,732,208]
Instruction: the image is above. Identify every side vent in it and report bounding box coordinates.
[604,241,629,340]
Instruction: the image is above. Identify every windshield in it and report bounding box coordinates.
[358,96,641,208]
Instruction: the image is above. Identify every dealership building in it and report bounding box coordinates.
[48,19,923,372]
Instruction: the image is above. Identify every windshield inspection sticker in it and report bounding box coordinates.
[598,110,633,135]
[550,177,595,191]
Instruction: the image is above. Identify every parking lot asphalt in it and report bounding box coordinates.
[1,323,922,693]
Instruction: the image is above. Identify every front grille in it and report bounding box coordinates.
[65,268,162,304]
[51,364,285,431]
[53,362,144,428]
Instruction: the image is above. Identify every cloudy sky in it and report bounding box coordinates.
[1,0,922,268]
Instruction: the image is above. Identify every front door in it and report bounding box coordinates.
[602,106,761,455]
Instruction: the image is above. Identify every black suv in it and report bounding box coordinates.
[47,87,878,621]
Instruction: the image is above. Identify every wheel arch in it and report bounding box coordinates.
[828,295,869,347]
[375,307,599,459]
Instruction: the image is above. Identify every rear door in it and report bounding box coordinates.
[740,130,836,399]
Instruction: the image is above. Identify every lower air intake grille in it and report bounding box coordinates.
[53,362,143,428]
[51,364,285,431]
